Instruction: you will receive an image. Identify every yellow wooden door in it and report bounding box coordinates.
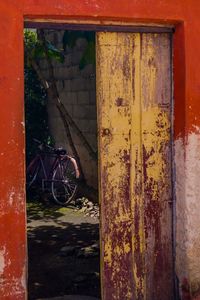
[96,32,173,300]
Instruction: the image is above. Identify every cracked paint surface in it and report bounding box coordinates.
[97,32,173,300]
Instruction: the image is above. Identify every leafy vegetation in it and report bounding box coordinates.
[24,62,54,163]
[24,29,64,64]
[25,29,95,69]
[24,30,55,163]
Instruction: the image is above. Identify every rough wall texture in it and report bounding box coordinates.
[40,30,98,188]
[175,133,200,299]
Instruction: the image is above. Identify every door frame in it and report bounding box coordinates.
[24,20,175,298]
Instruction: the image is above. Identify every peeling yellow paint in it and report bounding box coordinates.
[142,107,170,200]
[131,32,146,299]
[97,32,172,299]
[124,242,131,254]
[104,238,112,267]
[97,32,137,299]
[140,33,173,299]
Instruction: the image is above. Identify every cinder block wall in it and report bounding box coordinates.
[39,30,98,189]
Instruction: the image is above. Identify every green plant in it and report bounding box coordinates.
[24,30,55,163]
[24,29,64,64]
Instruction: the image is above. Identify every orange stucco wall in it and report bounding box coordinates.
[0,1,200,299]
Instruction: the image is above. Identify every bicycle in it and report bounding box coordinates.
[26,139,80,205]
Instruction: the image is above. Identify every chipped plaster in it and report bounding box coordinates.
[0,247,6,275]
[8,187,15,206]
[175,132,200,297]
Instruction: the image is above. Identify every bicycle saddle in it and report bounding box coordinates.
[55,148,67,155]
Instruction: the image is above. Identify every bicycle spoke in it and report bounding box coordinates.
[51,156,79,205]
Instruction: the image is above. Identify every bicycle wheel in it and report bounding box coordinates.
[26,159,41,190]
[51,156,79,205]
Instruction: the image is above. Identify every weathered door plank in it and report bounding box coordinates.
[97,31,173,300]
[96,32,137,300]
[141,33,173,300]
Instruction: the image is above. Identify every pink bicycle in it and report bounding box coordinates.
[26,139,80,205]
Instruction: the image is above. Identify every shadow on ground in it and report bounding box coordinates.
[27,201,100,300]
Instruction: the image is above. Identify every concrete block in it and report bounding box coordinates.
[62,68,73,80]
[73,105,88,119]
[53,67,61,79]
[63,104,73,116]
[54,65,74,80]
[51,59,58,69]
[49,117,65,142]
[48,102,73,120]
[63,80,72,92]
[74,144,88,159]
[89,120,98,134]
[80,64,95,78]
[77,119,92,133]
[88,105,97,119]
[60,91,77,105]
[69,133,82,146]
[77,91,90,105]
[71,78,86,91]
[85,78,96,90]
[89,90,96,105]
[56,80,65,91]
[70,65,81,78]
[86,133,98,150]
[73,104,97,120]
[52,66,77,80]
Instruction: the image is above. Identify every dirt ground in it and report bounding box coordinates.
[27,201,100,300]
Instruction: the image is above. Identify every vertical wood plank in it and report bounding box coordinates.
[97,31,173,300]
[141,33,173,300]
[96,32,138,300]
[131,33,146,299]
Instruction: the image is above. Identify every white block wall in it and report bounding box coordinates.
[39,30,98,189]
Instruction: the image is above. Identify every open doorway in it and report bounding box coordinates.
[24,27,100,299]
[24,23,174,300]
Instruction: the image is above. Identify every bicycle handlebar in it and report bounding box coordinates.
[33,138,67,155]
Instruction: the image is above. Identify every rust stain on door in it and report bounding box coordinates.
[141,34,173,300]
[96,32,173,300]
[97,32,136,300]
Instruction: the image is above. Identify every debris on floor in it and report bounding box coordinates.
[74,198,99,219]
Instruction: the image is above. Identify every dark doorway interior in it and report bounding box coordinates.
[24,27,100,299]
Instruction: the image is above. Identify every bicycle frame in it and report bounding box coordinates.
[27,151,67,190]
[27,145,80,205]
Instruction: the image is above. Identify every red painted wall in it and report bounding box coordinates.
[0,1,199,299]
